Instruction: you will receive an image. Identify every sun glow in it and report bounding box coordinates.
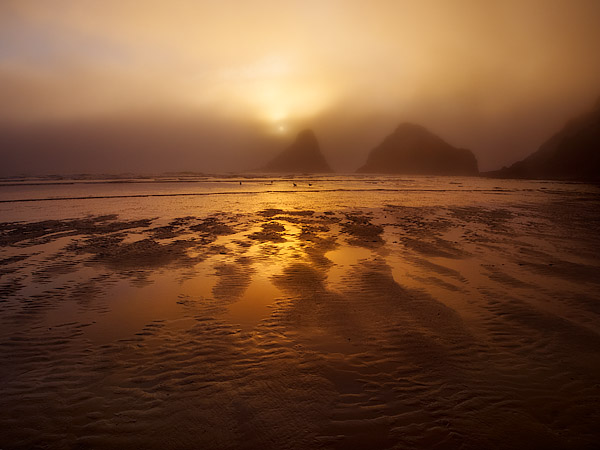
[248,80,335,128]
[205,55,338,133]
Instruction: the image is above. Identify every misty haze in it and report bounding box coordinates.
[1,1,600,450]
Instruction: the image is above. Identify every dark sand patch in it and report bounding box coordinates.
[400,236,468,258]
[449,206,515,232]
[258,208,315,218]
[189,216,235,237]
[0,253,31,276]
[0,276,24,300]
[247,221,287,243]
[69,236,199,270]
[341,214,384,248]
[0,215,152,247]
[518,258,600,285]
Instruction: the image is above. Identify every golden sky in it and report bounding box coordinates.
[1,0,599,173]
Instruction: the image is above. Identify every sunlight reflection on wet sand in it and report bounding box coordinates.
[1,177,599,449]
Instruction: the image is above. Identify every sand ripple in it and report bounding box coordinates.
[1,197,599,449]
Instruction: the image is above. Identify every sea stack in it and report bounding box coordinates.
[485,99,600,181]
[357,123,478,175]
[262,129,333,173]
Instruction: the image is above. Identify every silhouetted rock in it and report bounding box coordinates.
[262,129,333,173]
[356,123,478,175]
[485,100,600,181]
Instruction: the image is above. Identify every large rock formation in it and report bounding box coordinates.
[262,129,333,173]
[357,123,478,175]
[485,100,600,181]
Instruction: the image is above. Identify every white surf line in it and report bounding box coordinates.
[0,177,415,187]
[0,188,518,204]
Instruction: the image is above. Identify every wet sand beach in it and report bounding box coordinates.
[1,176,599,449]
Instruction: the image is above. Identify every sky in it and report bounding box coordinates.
[1,0,599,175]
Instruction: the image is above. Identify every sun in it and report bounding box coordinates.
[268,122,288,136]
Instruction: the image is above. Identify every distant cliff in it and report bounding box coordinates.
[485,100,600,181]
[356,123,478,175]
[262,129,333,173]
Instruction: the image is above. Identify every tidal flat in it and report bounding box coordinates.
[1,176,599,449]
